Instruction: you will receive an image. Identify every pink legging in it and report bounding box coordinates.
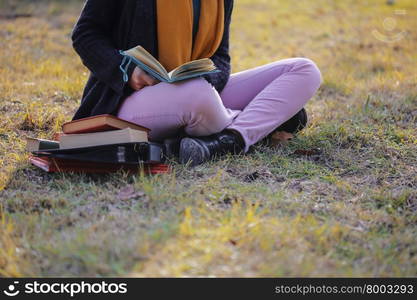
[117,58,322,153]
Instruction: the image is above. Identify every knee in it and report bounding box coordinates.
[293,58,323,88]
[183,78,219,114]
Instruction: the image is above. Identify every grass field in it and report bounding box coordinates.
[0,0,416,277]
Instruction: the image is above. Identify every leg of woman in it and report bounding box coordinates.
[117,78,240,142]
[220,58,322,152]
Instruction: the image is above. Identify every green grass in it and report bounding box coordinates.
[0,0,416,277]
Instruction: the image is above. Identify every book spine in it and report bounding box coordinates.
[39,140,60,150]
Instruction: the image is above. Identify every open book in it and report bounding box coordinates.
[119,45,220,83]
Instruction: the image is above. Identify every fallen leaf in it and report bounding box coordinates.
[270,131,294,146]
[229,239,238,246]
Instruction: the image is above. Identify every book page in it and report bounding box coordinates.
[124,46,169,79]
[169,58,216,79]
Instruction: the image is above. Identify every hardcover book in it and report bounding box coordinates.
[59,128,148,150]
[62,114,150,134]
[29,156,170,174]
[32,142,164,164]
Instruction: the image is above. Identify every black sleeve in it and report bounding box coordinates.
[71,0,135,94]
[203,0,234,93]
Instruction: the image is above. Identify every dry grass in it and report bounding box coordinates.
[0,0,416,277]
[0,207,28,277]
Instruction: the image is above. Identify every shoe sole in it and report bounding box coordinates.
[179,138,209,167]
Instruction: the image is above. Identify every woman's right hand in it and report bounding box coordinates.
[128,67,160,91]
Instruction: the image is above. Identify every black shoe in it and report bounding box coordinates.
[179,129,245,167]
[163,137,182,160]
[268,108,308,140]
[163,129,188,160]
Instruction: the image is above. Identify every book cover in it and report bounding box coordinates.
[62,114,150,134]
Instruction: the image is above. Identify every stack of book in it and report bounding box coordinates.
[26,115,170,174]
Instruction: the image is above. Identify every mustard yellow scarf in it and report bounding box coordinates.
[157,0,224,72]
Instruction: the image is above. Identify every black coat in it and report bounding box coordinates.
[71,0,234,120]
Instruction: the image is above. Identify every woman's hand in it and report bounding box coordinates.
[128,67,160,91]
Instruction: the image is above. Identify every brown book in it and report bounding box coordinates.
[59,128,148,150]
[29,156,170,174]
[62,114,150,134]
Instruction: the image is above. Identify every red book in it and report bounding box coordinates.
[62,114,150,134]
[29,156,170,174]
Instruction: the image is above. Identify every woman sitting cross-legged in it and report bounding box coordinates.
[71,0,322,166]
